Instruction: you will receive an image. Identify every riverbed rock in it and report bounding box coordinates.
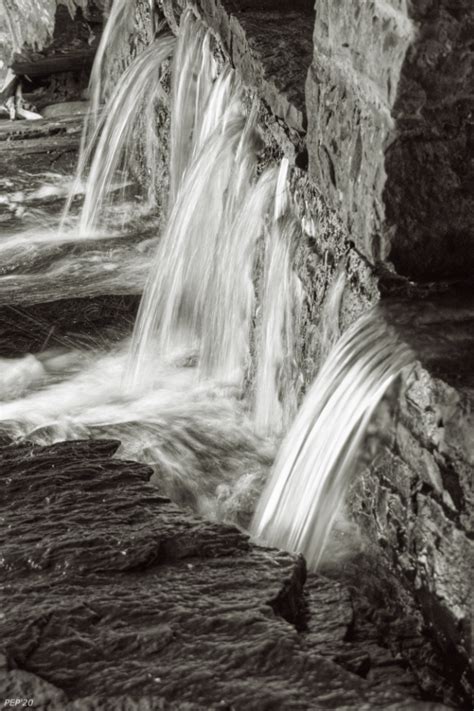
[0,438,454,709]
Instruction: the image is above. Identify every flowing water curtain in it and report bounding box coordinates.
[87,0,136,123]
[318,263,347,362]
[62,36,175,236]
[61,0,154,232]
[127,10,264,388]
[252,311,413,569]
[127,106,259,388]
[253,159,304,435]
[78,0,137,165]
[168,9,217,206]
[199,162,278,386]
[253,214,303,435]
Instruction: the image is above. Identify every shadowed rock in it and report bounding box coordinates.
[0,439,452,709]
[305,0,474,280]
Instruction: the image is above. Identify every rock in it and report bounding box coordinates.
[159,0,314,133]
[42,100,90,118]
[0,295,140,355]
[0,439,441,709]
[305,0,474,280]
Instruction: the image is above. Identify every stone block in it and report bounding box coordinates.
[305,0,474,279]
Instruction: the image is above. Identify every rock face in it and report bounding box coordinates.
[0,439,453,709]
[305,0,474,279]
[351,287,474,693]
[159,0,314,134]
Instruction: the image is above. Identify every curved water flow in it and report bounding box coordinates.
[88,0,136,124]
[62,37,175,236]
[252,312,413,568]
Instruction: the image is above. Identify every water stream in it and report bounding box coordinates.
[252,314,413,568]
[0,4,414,567]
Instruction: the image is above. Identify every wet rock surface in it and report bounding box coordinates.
[0,438,459,709]
[0,3,471,709]
[349,289,474,699]
[0,115,82,175]
[158,0,314,133]
[305,0,474,279]
[0,294,139,356]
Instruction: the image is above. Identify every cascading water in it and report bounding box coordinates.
[126,108,257,387]
[87,0,136,128]
[0,5,415,564]
[62,37,175,236]
[318,263,346,362]
[199,164,277,386]
[169,9,216,205]
[253,161,303,434]
[0,10,284,525]
[74,0,136,180]
[127,10,262,389]
[0,0,168,304]
[251,312,413,568]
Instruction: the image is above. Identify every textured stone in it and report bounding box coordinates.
[1,2,471,707]
[0,439,445,709]
[0,295,139,355]
[342,288,474,700]
[305,0,474,279]
[305,0,414,262]
[158,0,314,133]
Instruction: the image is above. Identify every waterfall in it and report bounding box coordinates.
[252,312,413,569]
[253,160,303,434]
[169,9,218,205]
[199,165,276,386]
[61,38,174,236]
[0,3,417,563]
[127,104,259,387]
[87,0,136,126]
[319,264,346,362]
[60,0,174,237]
[60,0,137,228]
[127,11,260,388]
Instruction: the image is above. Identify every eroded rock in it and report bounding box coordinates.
[0,439,453,709]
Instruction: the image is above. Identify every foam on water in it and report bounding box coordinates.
[0,344,274,526]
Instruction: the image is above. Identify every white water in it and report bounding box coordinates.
[126,35,258,389]
[0,7,415,563]
[252,312,413,569]
[0,9,285,527]
[87,0,136,126]
[0,344,274,525]
[254,212,303,434]
[63,37,175,236]
[169,9,216,205]
[0,4,170,303]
